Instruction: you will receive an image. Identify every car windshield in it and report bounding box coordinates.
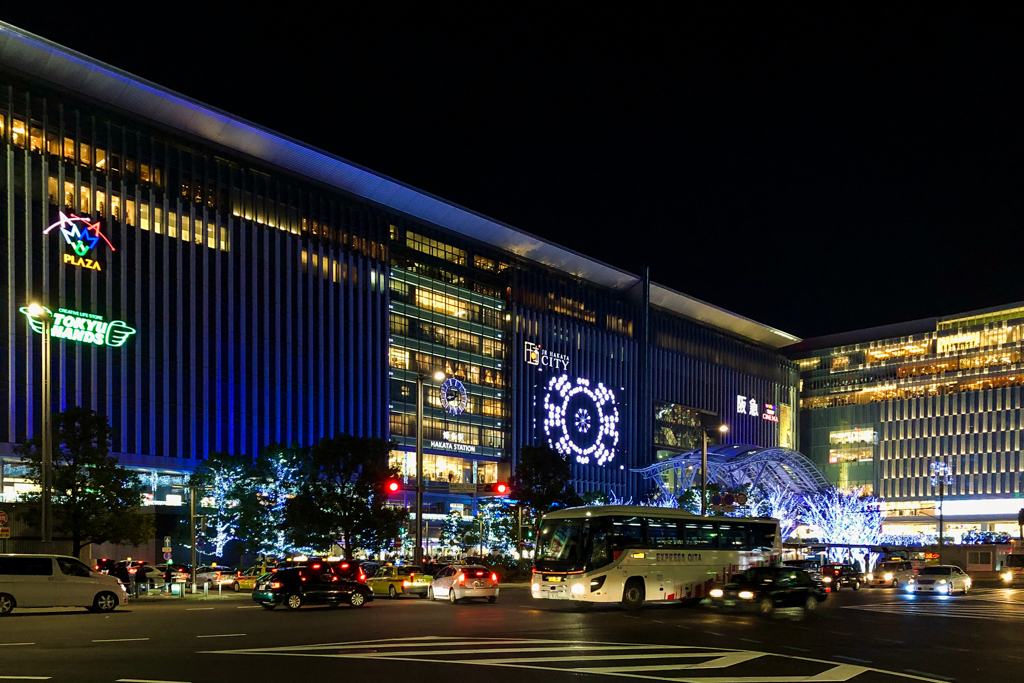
[1006,555,1024,568]
[397,566,422,576]
[879,563,902,571]
[740,568,783,585]
[918,567,952,576]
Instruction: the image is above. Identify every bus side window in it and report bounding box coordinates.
[719,523,748,550]
[648,518,683,548]
[609,516,645,551]
[683,523,717,548]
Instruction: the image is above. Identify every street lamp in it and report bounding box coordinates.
[930,460,954,564]
[28,303,53,546]
[413,370,446,566]
[700,422,728,517]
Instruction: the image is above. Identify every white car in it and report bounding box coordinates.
[905,565,971,595]
[0,554,129,615]
[867,560,916,588]
[135,565,167,589]
[428,564,499,604]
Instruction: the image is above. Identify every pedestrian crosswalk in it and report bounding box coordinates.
[201,636,940,681]
[844,595,1024,621]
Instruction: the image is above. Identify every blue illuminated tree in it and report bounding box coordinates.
[190,452,250,557]
[802,486,883,566]
[752,483,801,540]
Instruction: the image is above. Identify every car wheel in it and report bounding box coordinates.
[233,582,241,593]
[284,593,303,611]
[93,591,118,613]
[389,585,398,599]
[804,595,817,612]
[488,596,497,604]
[418,591,428,599]
[852,581,860,591]
[759,597,774,615]
[428,587,435,601]
[350,591,366,608]
[261,602,276,610]
[621,578,645,611]
[449,587,459,604]
[0,593,15,615]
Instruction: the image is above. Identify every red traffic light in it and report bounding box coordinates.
[495,483,509,494]
[386,480,400,493]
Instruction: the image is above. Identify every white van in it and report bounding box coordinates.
[867,560,916,588]
[0,554,128,615]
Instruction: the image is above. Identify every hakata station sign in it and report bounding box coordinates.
[20,305,137,347]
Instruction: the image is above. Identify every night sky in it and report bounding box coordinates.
[4,6,1022,339]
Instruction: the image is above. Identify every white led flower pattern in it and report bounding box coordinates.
[543,374,620,466]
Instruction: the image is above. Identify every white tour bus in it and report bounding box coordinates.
[531,505,781,609]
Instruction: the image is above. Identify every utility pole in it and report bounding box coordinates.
[28,304,54,547]
[189,484,198,590]
[930,461,953,564]
[517,505,523,559]
[414,374,424,567]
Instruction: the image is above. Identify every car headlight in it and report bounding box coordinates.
[938,579,947,585]
[822,576,832,583]
[866,574,874,581]
[884,573,893,582]
[571,583,585,595]
[738,591,755,600]
[1003,572,1013,582]
[709,588,724,598]
[905,582,915,592]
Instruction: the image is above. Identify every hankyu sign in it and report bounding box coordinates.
[736,395,779,422]
[20,306,136,347]
[525,341,569,370]
[44,212,115,271]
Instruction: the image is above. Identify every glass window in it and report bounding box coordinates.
[0,557,53,576]
[718,524,748,550]
[683,522,718,548]
[647,518,684,548]
[608,516,645,551]
[57,557,92,577]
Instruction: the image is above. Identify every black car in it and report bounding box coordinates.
[820,563,864,591]
[252,567,373,610]
[707,566,827,615]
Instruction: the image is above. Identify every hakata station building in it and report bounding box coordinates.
[788,301,1024,537]
[0,23,800,521]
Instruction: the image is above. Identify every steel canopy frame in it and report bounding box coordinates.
[634,444,829,499]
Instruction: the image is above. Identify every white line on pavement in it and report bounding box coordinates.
[236,606,261,609]
[185,608,215,611]
[0,678,51,681]
[93,638,150,643]
[0,643,34,646]
[196,634,246,638]
[116,679,192,683]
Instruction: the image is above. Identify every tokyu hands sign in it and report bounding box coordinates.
[20,305,136,347]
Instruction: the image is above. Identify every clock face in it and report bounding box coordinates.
[439,378,469,416]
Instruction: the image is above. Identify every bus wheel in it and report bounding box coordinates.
[621,578,645,611]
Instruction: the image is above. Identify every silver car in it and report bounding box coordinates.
[428,565,499,604]
[867,560,915,588]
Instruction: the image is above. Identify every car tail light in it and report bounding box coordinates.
[271,581,283,589]
[217,571,222,578]
[458,573,465,585]
[341,563,349,569]
[129,568,137,574]
[312,564,321,570]
[236,571,241,577]
[491,573,498,584]
[475,571,484,576]
[359,573,367,582]
[271,568,278,573]
[403,580,411,587]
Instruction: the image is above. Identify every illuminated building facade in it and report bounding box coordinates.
[0,23,799,518]
[790,302,1024,534]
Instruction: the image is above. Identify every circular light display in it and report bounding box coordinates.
[439,377,469,416]
[543,374,620,466]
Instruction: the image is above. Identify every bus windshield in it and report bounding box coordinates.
[536,518,592,572]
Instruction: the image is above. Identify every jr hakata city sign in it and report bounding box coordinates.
[20,306,136,347]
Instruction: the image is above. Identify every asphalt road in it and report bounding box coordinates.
[1,584,1020,683]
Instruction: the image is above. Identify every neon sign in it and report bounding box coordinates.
[43,212,115,271]
[20,306,136,347]
[524,341,569,370]
[543,374,620,466]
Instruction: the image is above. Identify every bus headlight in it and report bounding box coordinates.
[571,583,585,595]
[709,588,724,598]
[1003,572,1013,582]
[738,591,755,600]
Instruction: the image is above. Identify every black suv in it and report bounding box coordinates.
[821,563,864,591]
[707,566,827,615]
[253,567,373,610]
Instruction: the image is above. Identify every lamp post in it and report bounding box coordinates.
[414,370,446,566]
[930,460,954,564]
[700,423,729,517]
[28,303,53,546]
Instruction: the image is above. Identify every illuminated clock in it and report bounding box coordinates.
[439,377,469,416]
[542,374,620,466]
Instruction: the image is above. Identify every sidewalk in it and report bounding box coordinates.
[130,586,251,602]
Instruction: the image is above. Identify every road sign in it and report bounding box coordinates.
[163,552,172,560]
[0,527,9,539]
[724,504,736,513]
[449,483,476,493]
[723,493,735,506]
[0,510,8,525]
[161,546,173,553]
[735,493,748,506]
[195,535,206,548]
[710,494,723,506]
[164,536,171,545]
[710,504,723,512]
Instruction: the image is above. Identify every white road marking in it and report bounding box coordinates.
[845,602,1024,621]
[186,607,215,611]
[0,643,34,646]
[0,678,51,681]
[93,638,150,643]
[201,636,948,681]
[236,605,261,609]
[196,634,246,638]
[116,679,191,683]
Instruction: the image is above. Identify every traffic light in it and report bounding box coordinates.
[483,482,511,496]
[385,479,400,494]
